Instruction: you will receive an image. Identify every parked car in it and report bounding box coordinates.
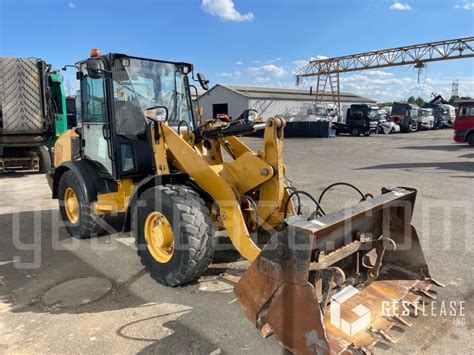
[418,108,435,130]
[390,102,419,132]
[332,104,379,136]
[453,100,474,146]
[378,119,401,134]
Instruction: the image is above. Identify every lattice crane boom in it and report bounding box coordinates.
[296,37,474,79]
[295,37,474,120]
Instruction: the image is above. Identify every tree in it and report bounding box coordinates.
[415,97,425,107]
[407,96,416,104]
[377,101,393,108]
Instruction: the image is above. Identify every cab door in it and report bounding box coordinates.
[79,71,114,176]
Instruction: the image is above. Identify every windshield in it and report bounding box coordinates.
[112,58,194,134]
[420,109,431,117]
[410,108,419,118]
[315,106,328,117]
[367,109,378,120]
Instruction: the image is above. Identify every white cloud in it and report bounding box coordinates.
[68,1,75,8]
[389,2,412,10]
[293,60,308,69]
[249,64,287,78]
[201,0,254,22]
[365,70,395,78]
[265,57,282,64]
[292,56,328,75]
[459,1,474,9]
[255,77,271,84]
[235,61,243,65]
[219,70,242,79]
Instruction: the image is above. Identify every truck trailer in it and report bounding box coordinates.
[0,57,68,173]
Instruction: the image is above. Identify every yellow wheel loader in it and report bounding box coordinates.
[48,50,443,354]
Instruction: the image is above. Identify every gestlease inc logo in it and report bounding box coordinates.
[330,286,371,336]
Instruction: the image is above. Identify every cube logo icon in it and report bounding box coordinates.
[330,285,371,336]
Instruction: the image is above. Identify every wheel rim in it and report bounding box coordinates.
[64,187,79,224]
[144,212,174,263]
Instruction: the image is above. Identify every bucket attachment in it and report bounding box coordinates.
[235,188,442,354]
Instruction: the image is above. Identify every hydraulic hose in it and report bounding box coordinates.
[284,190,326,218]
[318,182,367,205]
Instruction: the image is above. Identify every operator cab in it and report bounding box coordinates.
[75,50,197,180]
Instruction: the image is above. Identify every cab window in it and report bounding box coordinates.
[81,75,107,123]
[459,106,474,117]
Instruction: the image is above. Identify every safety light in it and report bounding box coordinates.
[90,48,101,57]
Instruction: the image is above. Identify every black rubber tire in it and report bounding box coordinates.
[0,58,44,134]
[133,184,215,286]
[350,128,360,136]
[363,130,371,136]
[37,146,51,173]
[468,133,474,147]
[57,170,103,238]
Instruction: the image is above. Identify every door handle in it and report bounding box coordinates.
[102,124,110,140]
[101,124,114,161]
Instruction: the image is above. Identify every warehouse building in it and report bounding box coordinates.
[198,84,376,120]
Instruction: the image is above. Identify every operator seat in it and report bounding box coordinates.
[114,100,154,177]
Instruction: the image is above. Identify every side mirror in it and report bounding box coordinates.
[197,73,209,91]
[86,58,105,79]
[145,106,169,122]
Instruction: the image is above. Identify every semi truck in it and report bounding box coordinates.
[390,102,419,132]
[0,57,68,173]
[418,107,435,130]
[332,104,379,136]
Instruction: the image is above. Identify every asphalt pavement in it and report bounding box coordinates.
[0,129,472,354]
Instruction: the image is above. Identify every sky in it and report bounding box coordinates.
[0,0,473,101]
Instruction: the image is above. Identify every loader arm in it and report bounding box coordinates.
[223,119,286,224]
[157,117,289,261]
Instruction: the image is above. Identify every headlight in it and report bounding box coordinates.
[239,109,258,122]
[247,110,258,122]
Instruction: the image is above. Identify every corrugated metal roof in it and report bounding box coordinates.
[208,84,376,103]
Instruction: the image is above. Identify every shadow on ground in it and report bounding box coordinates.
[0,171,29,179]
[0,209,151,315]
[0,208,242,352]
[358,162,474,173]
[399,144,472,152]
[118,316,222,354]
